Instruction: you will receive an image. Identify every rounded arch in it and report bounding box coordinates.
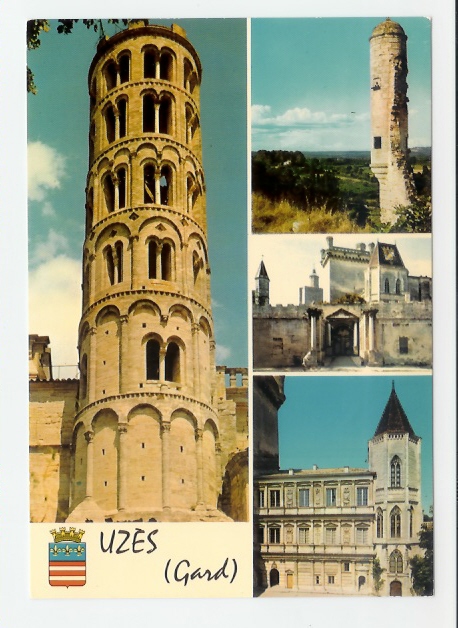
[159,47,175,81]
[142,45,159,78]
[139,215,183,247]
[78,321,91,347]
[170,407,198,429]
[91,406,120,428]
[92,408,119,511]
[203,418,219,440]
[136,142,160,159]
[128,299,162,318]
[127,403,162,424]
[102,171,115,212]
[103,59,117,91]
[94,222,132,253]
[95,304,121,326]
[169,303,193,324]
[269,568,280,587]
[199,316,212,338]
[117,50,131,83]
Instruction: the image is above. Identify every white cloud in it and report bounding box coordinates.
[216,344,231,363]
[252,104,369,129]
[31,229,69,265]
[41,202,56,217]
[28,141,66,202]
[29,255,81,368]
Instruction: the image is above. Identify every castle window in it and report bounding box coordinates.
[390,506,401,538]
[105,105,116,143]
[117,167,126,209]
[356,527,368,544]
[105,246,115,285]
[104,61,117,91]
[389,550,403,573]
[399,337,409,354]
[115,241,123,283]
[158,97,172,134]
[144,165,155,203]
[159,52,173,81]
[159,165,172,205]
[119,54,130,83]
[357,487,368,506]
[103,174,115,213]
[298,488,309,507]
[79,354,88,399]
[343,562,350,572]
[326,488,336,506]
[384,278,390,294]
[395,278,401,295]
[148,240,158,278]
[328,576,335,584]
[118,99,127,138]
[376,509,384,538]
[390,456,401,487]
[269,527,280,544]
[258,490,265,508]
[325,527,336,544]
[298,527,309,544]
[374,136,382,149]
[86,188,94,235]
[143,94,155,133]
[269,489,280,508]
[146,339,160,380]
[315,576,320,585]
[164,342,180,383]
[144,50,156,78]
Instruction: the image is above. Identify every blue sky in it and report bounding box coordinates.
[251,17,431,151]
[278,376,433,512]
[27,19,247,368]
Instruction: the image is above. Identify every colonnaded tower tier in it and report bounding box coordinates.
[370,18,415,224]
[67,21,238,523]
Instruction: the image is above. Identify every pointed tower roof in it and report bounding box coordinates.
[373,382,418,438]
[256,260,269,280]
[368,242,406,268]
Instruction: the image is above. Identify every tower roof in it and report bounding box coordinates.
[256,260,270,280]
[368,242,406,268]
[371,18,406,38]
[373,382,418,438]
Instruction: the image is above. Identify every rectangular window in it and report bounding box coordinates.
[399,337,409,354]
[298,528,309,544]
[356,528,368,544]
[315,575,320,585]
[326,488,336,506]
[328,575,335,584]
[374,136,382,149]
[357,487,368,506]
[325,528,336,544]
[269,527,280,544]
[258,490,265,508]
[343,562,350,572]
[269,489,280,508]
[258,527,265,544]
[298,488,310,507]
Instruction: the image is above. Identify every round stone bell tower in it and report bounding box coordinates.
[68,21,227,522]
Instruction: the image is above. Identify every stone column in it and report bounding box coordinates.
[161,422,171,510]
[327,322,332,348]
[113,174,119,211]
[114,110,120,141]
[195,428,204,507]
[159,347,166,381]
[84,429,95,499]
[156,242,163,279]
[353,321,358,354]
[117,423,128,511]
[154,104,160,135]
[129,235,138,290]
[369,312,375,351]
[229,369,237,387]
[155,170,161,204]
[310,315,316,350]
[88,327,97,404]
[155,58,160,79]
[119,315,129,393]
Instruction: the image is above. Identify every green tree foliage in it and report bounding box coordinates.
[410,522,434,596]
[252,150,341,212]
[372,557,385,595]
[27,19,129,93]
[392,197,432,233]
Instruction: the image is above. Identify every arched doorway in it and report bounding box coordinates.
[390,580,402,596]
[269,568,280,587]
[325,309,360,357]
[358,575,366,590]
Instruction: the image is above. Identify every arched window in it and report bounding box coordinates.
[183,58,193,90]
[384,278,390,294]
[395,278,401,295]
[80,354,88,399]
[161,242,172,280]
[390,456,401,487]
[103,174,115,213]
[410,509,414,537]
[193,251,203,287]
[376,508,383,538]
[105,105,116,143]
[165,342,180,382]
[86,188,94,235]
[158,98,171,134]
[118,99,127,138]
[389,550,403,573]
[105,61,117,91]
[115,241,123,283]
[146,339,160,380]
[144,165,155,203]
[144,50,156,78]
[390,506,401,538]
[148,240,158,279]
[159,52,173,80]
[119,54,130,83]
[105,246,115,285]
[160,165,172,205]
[117,167,126,209]
[143,94,155,132]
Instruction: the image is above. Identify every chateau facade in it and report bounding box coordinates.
[253,236,432,370]
[254,379,424,596]
[29,22,248,524]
